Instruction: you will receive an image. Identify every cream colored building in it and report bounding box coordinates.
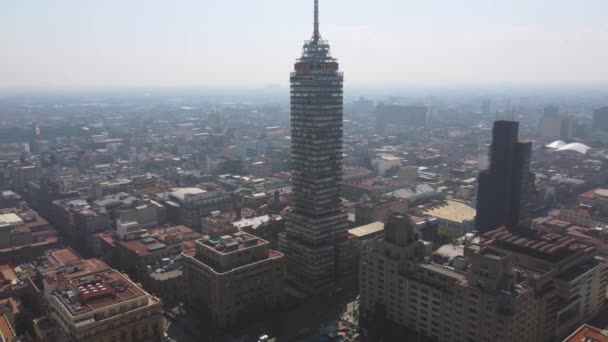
[360,215,607,342]
[33,251,163,342]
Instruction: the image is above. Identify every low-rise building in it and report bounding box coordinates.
[0,207,60,263]
[99,225,200,281]
[183,231,284,328]
[161,187,233,229]
[32,250,163,342]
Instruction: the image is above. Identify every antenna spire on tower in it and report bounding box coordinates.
[313,0,320,41]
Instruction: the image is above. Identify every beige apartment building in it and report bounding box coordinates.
[360,214,608,342]
[33,249,163,342]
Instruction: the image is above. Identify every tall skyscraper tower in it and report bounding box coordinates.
[476,121,535,233]
[279,0,349,294]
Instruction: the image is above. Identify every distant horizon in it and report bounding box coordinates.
[3,0,608,89]
[2,81,608,97]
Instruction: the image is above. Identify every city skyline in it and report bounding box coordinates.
[3,0,608,89]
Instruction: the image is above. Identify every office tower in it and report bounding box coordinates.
[278,0,350,294]
[594,107,608,132]
[476,121,535,233]
[183,232,284,328]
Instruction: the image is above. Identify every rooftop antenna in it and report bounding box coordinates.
[313,0,320,41]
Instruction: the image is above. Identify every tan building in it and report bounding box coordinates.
[360,214,538,342]
[354,199,408,226]
[481,227,608,341]
[33,249,163,342]
[360,214,608,342]
[99,225,201,279]
[183,231,284,328]
[163,187,233,229]
[0,207,60,263]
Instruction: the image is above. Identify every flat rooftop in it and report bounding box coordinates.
[40,251,111,284]
[53,269,150,317]
[197,231,267,256]
[483,227,595,263]
[233,215,275,230]
[169,187,206,201]
[419,262,466,284]
[423,200,476,223]
[115,226,201,257]
[349,221,385,238]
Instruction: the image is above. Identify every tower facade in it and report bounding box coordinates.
[279,0,349,294]
[476,121,535,233]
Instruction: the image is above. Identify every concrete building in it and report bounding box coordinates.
[538,116,572,141]
[360,214,608,342]
[361,214,541,342]
[9,164,40,196]
[0,207,60,263]
[162,187,232,229]
[481,227,608,341]
[183,232,284,328]
[32,249,163,342]
[371,155,401,176]
[279,0,350,294]
[0,191,22,210]
[99,225,200,281]
[355,199,408,226]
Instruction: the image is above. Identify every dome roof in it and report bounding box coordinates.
[556,142,590,155]
[595,189,608,198]
[546,140,566,149]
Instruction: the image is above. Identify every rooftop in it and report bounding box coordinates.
[349,221,385,238]
[169,187,206,201]
[115,226,201,257]
[482,227,595,264]
[233,215,280,230]
[197,231,266,256]
[0,314,15,342]
[580,187,608,201]
[563,324,608,342]
[52,268,150,317]
[423,200,476,223]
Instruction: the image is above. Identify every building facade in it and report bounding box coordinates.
[361,214,540,342]
[183,232,284,328]
[278,0,350,294]
[33,251,163,342]
[476,121,535,233]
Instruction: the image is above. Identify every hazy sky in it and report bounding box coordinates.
[2,0,608,89]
